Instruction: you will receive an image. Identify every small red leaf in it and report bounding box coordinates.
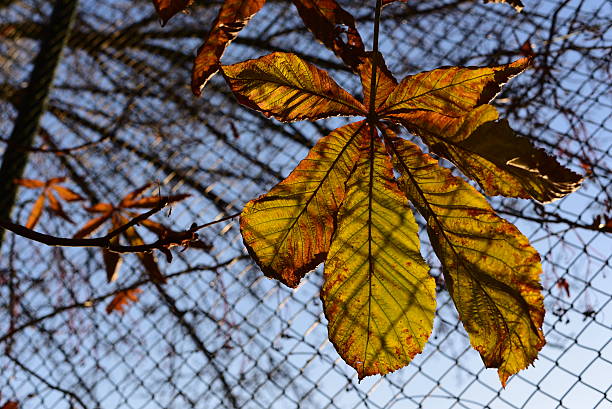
[105,288,143,314]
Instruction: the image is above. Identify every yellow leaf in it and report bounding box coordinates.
[323,129,434,379]
[387,135,545,386]
[191,0,266,95]
[222,52,366,122]
[240,121,367,287]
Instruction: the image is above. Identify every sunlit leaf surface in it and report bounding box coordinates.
[323,130,434,379]
[387,136,545,385]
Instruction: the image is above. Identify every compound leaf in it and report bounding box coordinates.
[387,135,545,386]
[191,0,266,95]
[222,52,365,122]
[240,121,366,287]
[323,130,434,379]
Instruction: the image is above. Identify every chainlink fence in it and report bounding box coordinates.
[0,0,611,408]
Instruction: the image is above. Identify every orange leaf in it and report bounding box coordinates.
[105,288,143,314]
[291,0,365,70]
[25,194,45,229]
[191,0,266,96]
[14,178,44,188]
[122,193,190,208]
[0,401,19,409]
[151,0,193,25]
[85,203,114,213]
[73,213,112,238]
[51,185,84,202]
[121,183,153,204]
[46,190,73,223]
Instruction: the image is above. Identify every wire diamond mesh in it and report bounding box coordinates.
[0,0,610,408]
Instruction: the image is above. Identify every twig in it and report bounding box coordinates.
[6,354,88,409]
[0,210,241,253]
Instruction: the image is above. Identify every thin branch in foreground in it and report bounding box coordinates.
[0,207,241,254]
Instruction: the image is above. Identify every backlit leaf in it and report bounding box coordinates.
[483,0,524,12]
[151,0,193,26]
[51,185,84,202]
[191,0,266,96]
[379,58,531,117]
[14,178,44,188]
[222,52,365,122]
[323,130,434,379]
[357,51,397,109]
[122,193,190,208]
[387,135,545,386]
[46,190,73,223]
[106,288,143,314]
[25,194,45,229]
[240,121,366,287]
[121,217,166,284]
[73,214,111,238]
[291,0,365,70]
[379,59,582,202]
[391,105,583,202]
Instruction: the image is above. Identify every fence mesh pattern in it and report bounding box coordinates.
[1,0,611,408]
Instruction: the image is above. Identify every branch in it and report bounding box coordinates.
[6,354,88,409]
[0,208,240,253]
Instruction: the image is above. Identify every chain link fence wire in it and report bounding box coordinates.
[0,0,610,408]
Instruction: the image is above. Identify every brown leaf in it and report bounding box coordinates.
[191,0,267,96]
[103,245,123,283]
[105,288,143,314]
[0,402,18,409]
[151,0,193,26]
[14,178,44,188]
[25,194,45,229]
[291,0,365,70]
[85,203,114,213]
